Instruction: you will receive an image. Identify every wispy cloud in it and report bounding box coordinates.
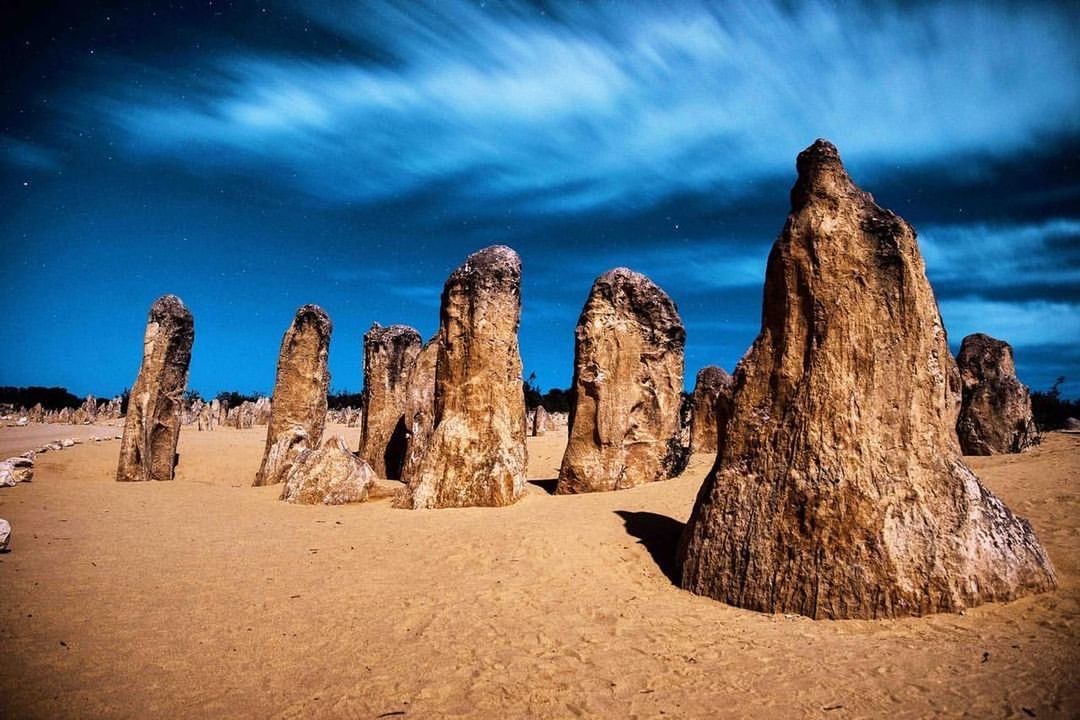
[921,218,1080,302]
[84,0,1079,212]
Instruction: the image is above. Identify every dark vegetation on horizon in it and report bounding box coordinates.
[13,378,1075,427]
[524,373,573,413]
[1031,377,1080,430]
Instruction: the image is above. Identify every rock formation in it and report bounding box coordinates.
[254,305,332,487]
[556,268,686,494]
[0,456,33,486]
[678,140,1056,619]
[956,333,1040,455]
[280,436,376,505]
[116,295,195,483]
[359,323,422,479]
[689,366,734,454]
[398,246,527,509]
[399,335,439,488]
[0,518,9,552]
[28,403,44,423]
[531,405,550,436]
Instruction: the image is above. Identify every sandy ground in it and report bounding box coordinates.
[1,424,1077,719]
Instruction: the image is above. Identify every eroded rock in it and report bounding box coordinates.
[557,268,686,494]
[0,518,9,551]
[956,333,1040,455]
[689,366,734,455]
[678,140,1056,619]
[281,436,376,505]
[254,305,332,487]
[116,295,194,482]
[398,246,527,508]
[399,335,439,488]
[359,323,422,479]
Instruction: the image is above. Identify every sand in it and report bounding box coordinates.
[1,424,1077,719]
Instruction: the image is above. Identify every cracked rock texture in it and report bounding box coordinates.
[956,333,1040,455]
[254,305,332,487]
[557,268,686,494]
[398,246,527,509]
[689,365,734,455]
[359,323,422,479]
[116,295,194,482]
[678,140,1056,619]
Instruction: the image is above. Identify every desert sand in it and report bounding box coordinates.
[1,425,1077,719]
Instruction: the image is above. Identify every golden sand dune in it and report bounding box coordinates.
[1,426,1077,718]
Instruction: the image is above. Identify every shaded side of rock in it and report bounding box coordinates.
[557,268,686,494]
[689,366,734,454]
[678,139,1056,619]
[116,295,195,482]
[956,333,1040,455]
[254,305,332,486]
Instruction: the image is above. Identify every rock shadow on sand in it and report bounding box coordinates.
[527,478,559,494]
[615,510,684,585]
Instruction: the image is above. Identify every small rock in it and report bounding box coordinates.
[0,518,10,551]
[60,439,75,448]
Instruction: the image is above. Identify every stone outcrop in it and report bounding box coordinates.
[689,366,734,454]
[399,335,439,488]
[281,436,376,505]
[254,305,332,487]
[359,323,422,479]
[398,246,527,509]
[678,140,1056,619]
[28,404,44,423]
[116,295,195,483]
[0,456,33,486]
[531,405,550,436]
[556,268,686,494]
[956,333,1040,455]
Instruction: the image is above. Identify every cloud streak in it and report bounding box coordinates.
[87,0,1079,212]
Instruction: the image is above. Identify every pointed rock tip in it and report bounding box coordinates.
[294,304,332,333]
[150,294,192,321]
[790,138,858,208]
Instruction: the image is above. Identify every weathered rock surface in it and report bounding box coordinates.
[399,335,439,488]
[0,518,9,551]
[689,366,734,455]
[359,323,422,479]
[956,333,1040,455]
[556,268,686,494]
[399,246,527,509]
[281,436,376,505]
[678,140,1056,619]
[116,295,195,482]
[1065,417,1080,431]
[254,305,332,487]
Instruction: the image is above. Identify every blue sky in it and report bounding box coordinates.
[2,0,1078,398]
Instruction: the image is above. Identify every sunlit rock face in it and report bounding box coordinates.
[956,333,1040,455]
[116,295,194,483]
[398,246,528,509]
[254,305,332,487]
[359,323,422,480]
[557,267,686,494]
[280,436,376,505]
[678,140,1056,619]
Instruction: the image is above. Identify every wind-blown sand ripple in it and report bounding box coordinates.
[1,425,1077,718]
